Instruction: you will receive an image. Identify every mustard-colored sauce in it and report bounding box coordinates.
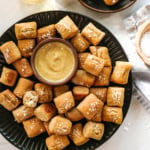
[35,42,75,82]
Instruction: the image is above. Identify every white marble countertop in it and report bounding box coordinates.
[0,0,150,150]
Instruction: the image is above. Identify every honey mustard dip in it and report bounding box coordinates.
[34,41,76,83]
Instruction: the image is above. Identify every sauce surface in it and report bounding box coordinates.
[35,42,75,82]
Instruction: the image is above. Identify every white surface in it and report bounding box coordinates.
[0,0,150,150]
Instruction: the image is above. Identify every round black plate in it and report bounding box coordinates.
[79,0,137,13]
[0,11,132,150]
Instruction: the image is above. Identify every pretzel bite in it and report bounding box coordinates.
[12,105,35,123]
[71,69,95,87]
[102,105,123,125]
[104,0,119,6]
[90,87,107,103]
[90,46,112,67]
[81,22,105,45]
[55,15,79,39]
[49,115,72,135]
[69,123,89,146]
[14,77,34,98]
[54,91,75,114]
[91,108,102,122]
[37,24,56,43]
[46,135,70,150]
[0,67,18,87]
[110,61,132,84]
[70,33,90,52]
[66,107,84,122]
[34,83,53,103]
[34,103,57,122]
[18,39,35,57]
[15,21,37,40]
[90,88,107,122]
[72,86,89,101]
[23,90,39,108]
[0,89,21,111]
[77,93,104,120]
[0,41,21,64]
[43,122,53,136]
[83,54,105,76]
[23,117,46,138]
[107,87,125,107]
[83,121,104,140]
[13,58,33,77]
[78,52,90,69]
[94,67,112,86]
[53,84,69,97]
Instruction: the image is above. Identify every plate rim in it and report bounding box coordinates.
[78,0,137,13]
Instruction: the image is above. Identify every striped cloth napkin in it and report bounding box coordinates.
[124,3,150,112]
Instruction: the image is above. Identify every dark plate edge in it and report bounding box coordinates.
[78,0,137,13]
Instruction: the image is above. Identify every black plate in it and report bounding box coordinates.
[79,0,137,13]
[0,11,132,150]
